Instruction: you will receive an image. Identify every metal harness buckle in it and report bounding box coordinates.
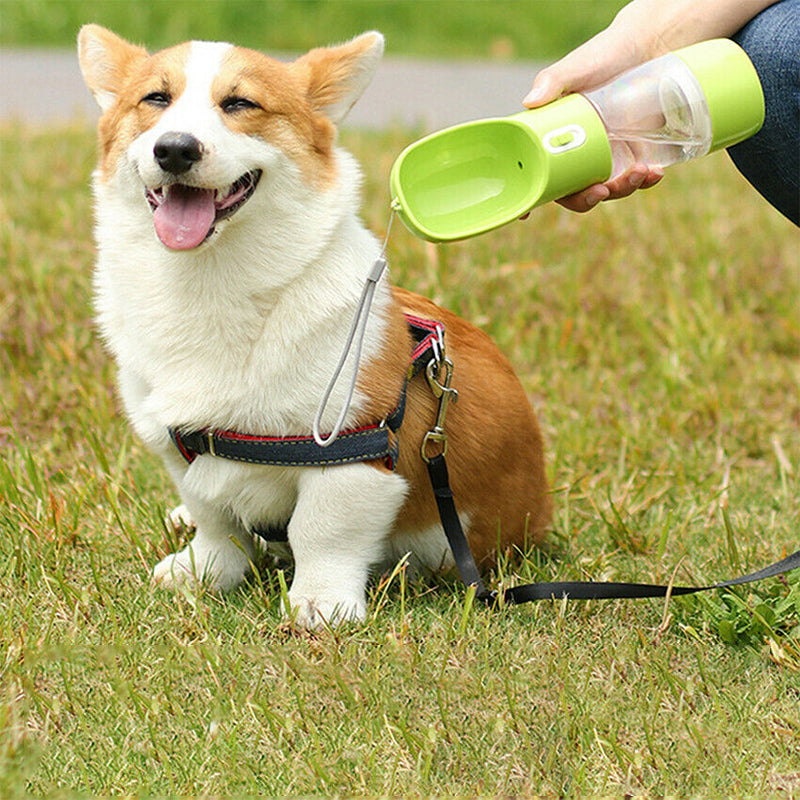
[421,354,459,463]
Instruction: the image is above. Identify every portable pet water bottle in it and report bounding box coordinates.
[390,39,765,242]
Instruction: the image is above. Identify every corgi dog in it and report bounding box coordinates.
[78,25,552,627]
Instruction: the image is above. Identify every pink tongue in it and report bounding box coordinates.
[153,185,216,250]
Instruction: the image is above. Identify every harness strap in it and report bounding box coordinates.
[168,313,443,470]
[406,313,446,378]
[170,384,406,469]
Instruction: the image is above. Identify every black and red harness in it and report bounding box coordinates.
[169,313,800,606]
[169,313,444,472]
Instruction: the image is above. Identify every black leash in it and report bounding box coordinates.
[426,451,800,605]
[426,453,492,599]
[418,320,800,606]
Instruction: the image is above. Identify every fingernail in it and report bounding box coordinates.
[523,86,547,107]
[630,172,645,188]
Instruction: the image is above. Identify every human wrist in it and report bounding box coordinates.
[614,0,781,58]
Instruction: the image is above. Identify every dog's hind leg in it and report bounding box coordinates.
[285,463,408,628]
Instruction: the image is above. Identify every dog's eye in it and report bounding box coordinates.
[141,91,172,108]
[221,96,261,114]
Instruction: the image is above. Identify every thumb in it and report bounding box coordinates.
[522,28,637,109]
[522,49,595,108]
[522,69,563,108]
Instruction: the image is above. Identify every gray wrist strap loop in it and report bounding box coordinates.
[313,211,395,448]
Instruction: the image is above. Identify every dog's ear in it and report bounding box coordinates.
[293,32,384,124]
[78,24,148,112]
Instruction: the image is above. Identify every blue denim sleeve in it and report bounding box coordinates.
[728,0,800,225]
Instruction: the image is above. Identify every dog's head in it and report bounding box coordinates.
[78,26,383,251]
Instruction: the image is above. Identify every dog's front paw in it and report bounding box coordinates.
[167,504,196,532]
[285,588,366,630]
[152,549,199,590]
[152,544,249,593]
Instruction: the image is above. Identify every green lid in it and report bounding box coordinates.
[674,39,765,152]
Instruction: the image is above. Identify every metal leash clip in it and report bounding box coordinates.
[421,354,458,463]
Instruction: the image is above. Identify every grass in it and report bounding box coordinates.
[1,0,628,60]
[1,118,799,796]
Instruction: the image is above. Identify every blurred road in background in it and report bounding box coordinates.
[0,48,544,130]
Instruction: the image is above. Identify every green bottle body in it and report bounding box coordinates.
[390,39,765,243]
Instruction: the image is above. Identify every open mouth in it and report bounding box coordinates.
[146,169,262,250]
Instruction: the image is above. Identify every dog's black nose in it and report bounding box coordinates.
[153,132,203,175]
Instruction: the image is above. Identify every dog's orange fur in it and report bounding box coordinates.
[213,47,341,187]
[359,288,552,564]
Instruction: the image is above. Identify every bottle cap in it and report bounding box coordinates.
[674,39,765,152]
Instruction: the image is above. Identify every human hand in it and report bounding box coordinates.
[521,0,775,212]
[522,17,665,212]
[551,163,664,213]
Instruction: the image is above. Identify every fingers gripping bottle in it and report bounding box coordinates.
[390,39,764,242]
